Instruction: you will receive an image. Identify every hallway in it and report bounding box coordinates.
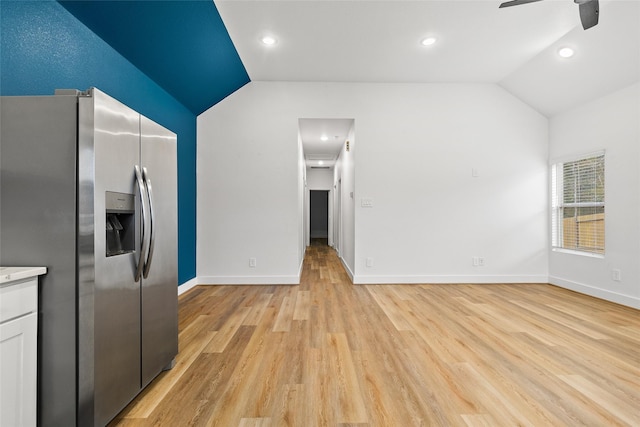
[111,244,640,426]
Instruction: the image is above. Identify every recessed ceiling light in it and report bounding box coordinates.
[261,36,277,46]
[320,135,328,141]
[558,47,575,58]
[318,160,324,165]
[421,37,437,46]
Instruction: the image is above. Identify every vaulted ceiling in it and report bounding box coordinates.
[217,0,639,117]
[60,0,639,163]
[217,0,638,166]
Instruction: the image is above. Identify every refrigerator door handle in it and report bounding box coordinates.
[142,167,155,279]
[135,165,150,282]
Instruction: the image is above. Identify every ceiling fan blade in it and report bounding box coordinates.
[499,0,544,8]
[578,0,599,29]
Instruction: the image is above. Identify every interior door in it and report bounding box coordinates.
[140,115,178,387]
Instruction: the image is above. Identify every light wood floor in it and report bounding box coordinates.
[110,241,640,426]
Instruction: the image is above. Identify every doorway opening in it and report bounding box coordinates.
[310,190,329,246]
[299,117,354,274]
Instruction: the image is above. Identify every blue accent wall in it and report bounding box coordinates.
[59,0,251,115]
[1,0,196,284]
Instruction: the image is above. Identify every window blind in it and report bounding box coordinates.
[552,153,605,254]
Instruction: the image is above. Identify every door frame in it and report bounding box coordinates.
[306,188,332,247]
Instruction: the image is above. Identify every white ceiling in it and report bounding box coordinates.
[215,0,640,166]
[299,118,354,168]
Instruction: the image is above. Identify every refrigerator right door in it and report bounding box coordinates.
[140,115,179,387]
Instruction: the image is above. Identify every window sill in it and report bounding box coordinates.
[551,248,604,259]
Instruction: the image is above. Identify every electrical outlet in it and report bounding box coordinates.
[612,269,621,282]
[472,257,485,267]
[249,257,257,268]
[366,257,374,267]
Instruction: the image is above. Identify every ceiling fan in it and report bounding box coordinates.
[499,0,599,30]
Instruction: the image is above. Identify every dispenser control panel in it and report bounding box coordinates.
[105,191,135,257]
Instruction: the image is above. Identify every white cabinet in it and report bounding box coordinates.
[1,267,46,427]
[1,311,37,427]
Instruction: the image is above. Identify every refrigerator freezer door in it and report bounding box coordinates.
[77,88,142,427]
[140,115,179,387]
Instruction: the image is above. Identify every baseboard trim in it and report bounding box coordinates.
[549,275,640,309]
[353,275,549,285]
[178,277,199,296]
[298,256,305,282]
[197,275,299,285]
[340,257,355,282]
[181,273,639,309]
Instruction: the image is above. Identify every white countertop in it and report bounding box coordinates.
[0,267,47,284]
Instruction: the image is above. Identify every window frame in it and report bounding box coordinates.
[551,151,605,257]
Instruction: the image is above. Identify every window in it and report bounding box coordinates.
[551,152,605,255]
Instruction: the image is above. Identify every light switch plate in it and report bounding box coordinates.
[361,198,373,208]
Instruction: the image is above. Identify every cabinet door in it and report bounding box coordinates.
[1,313,37,427]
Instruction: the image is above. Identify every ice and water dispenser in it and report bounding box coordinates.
[105,191,135,257]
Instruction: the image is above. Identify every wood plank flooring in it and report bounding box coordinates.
[110,242,640,426]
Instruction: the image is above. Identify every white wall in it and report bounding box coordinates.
[352,85,548,283]
[306,168,333,190]
[298,133,307,277]
[549,83,640,308]
[339,123,356,277]
[197,83,301,284]
[333,149,343,258]
[197,82,548,285]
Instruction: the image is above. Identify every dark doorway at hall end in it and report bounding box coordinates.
[310,190,329,247]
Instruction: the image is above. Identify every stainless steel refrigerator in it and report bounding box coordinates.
[0,88,178,426]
